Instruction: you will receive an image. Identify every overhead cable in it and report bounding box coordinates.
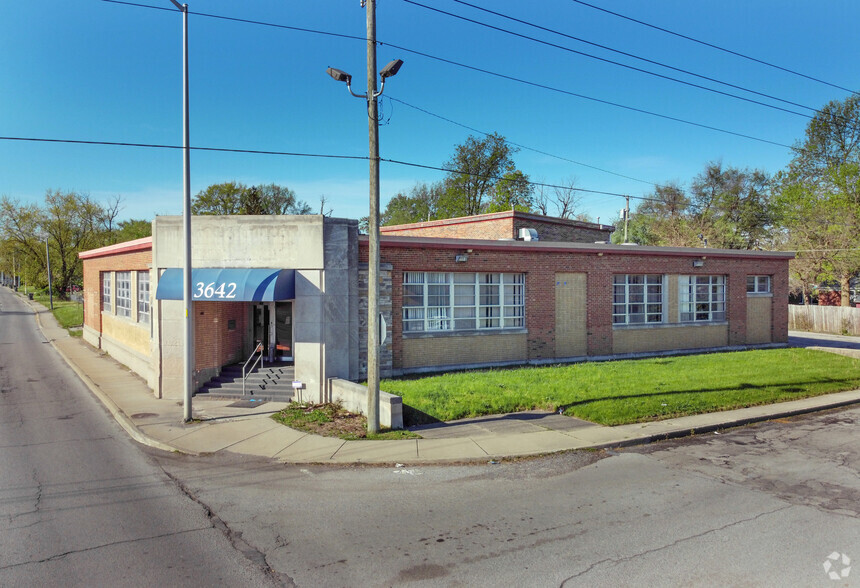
[569,0,858,94]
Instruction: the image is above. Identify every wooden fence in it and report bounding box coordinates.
[788,305,860,336]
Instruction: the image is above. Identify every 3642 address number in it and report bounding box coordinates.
[194,281,237,299]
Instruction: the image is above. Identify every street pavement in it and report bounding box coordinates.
[18,289,860,464]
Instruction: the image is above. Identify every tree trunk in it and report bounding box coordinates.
[840,275,851,306]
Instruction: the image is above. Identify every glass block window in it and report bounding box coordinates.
[116,271,131,318]
[102,272,112,312]
[137,271,150,324]
[680,275,726,322]
[612,274,664,325]
[402,272,525,333]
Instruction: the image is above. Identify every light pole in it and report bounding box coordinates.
[44,236,53,310]
[168,0,194,423]
[327,1,403,434]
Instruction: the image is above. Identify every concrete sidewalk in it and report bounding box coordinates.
[27,295,860,464]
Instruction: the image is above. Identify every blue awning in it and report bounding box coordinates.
[155,268,295,301]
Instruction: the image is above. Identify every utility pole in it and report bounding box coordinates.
[45,238,53,310]
[623,195,630,243]
[326,1,402,434]
[366,0,381,434]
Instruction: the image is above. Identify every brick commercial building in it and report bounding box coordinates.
[80,213,793,406]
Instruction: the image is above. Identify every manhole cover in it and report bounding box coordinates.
[227,400,268,408]
[131,413,159,419]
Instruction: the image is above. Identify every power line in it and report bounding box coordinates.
[0,136,369,161]
[569,0,858,95]
[382,157,657,201]
[99,0,801,149]
[387,96,658,187]
[379,42,797,150]
[400,0,812,119]
[448,0,823,115]
[100,0,366,43]
[0,135,657,202]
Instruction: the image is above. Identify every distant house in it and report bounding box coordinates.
[79,212,792,404]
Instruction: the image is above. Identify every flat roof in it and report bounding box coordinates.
[380,210,614,233]
[363,235,795,260]
[79,236,152,259]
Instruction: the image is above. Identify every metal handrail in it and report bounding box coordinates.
[242,342,265,396]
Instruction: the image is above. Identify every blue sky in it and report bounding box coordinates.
[1,1,858,225]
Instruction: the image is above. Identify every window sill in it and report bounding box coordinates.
[746,292,773,298]
[613,321,728,330]
[403,327,528,340]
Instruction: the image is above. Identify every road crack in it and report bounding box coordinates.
[559,504,793,586]
[162,469,296,587]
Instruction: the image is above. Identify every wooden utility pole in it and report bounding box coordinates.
[366,0,381,434]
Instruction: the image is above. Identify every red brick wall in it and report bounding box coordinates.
[194,301,248,372]
[512,218,611,243]
[361,241,789,371]
[382,217,514,240]
[381,211,613,243]
[81,250,152,334]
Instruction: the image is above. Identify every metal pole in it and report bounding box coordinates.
[45,238,53,310]
[175,2,194,423]
[624,195,630,243]
[366,0,381,434]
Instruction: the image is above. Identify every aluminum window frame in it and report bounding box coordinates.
[680,275,726,322]
[746,275,771,294]
[402,271,525,333]
[612,274,665,325]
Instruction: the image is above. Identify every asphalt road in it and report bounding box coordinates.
[0,288,280,587]
[155,405,860,587]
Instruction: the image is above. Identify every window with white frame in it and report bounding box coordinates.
[612,274,663,325]
[137,271,150,324]
[680,275,726,322]
[116,271,131,318]
[402,272,525,333]
[746,275,771,294]
[102,272,112,312]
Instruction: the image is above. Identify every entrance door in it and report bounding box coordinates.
[275,302,293,361]
[253,303,273,361]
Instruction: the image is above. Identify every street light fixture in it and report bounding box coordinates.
[326,2,402,434]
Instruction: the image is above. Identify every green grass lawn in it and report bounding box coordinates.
[380,348,860,426]
[31,292,84,332]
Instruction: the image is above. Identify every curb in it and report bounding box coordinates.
[587,394,860,451]
[30,300,184,455]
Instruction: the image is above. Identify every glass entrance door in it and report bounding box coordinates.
[253,303,271,361]
[275,302,293,361]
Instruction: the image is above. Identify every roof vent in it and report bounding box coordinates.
[518,228,539,241]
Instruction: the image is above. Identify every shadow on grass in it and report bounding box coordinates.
[555,376,857,414]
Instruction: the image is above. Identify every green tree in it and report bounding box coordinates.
[486,170,534,213]
[381,182,443,226]
[114,219,152,241]
[381,133,531,224]
[191,182,312,215]
[1,190,106,299]
[775,94,860,306]
[623,163,773,249]
[621,182,695,246]
[437,133,525,217]
[690,162,773,249]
